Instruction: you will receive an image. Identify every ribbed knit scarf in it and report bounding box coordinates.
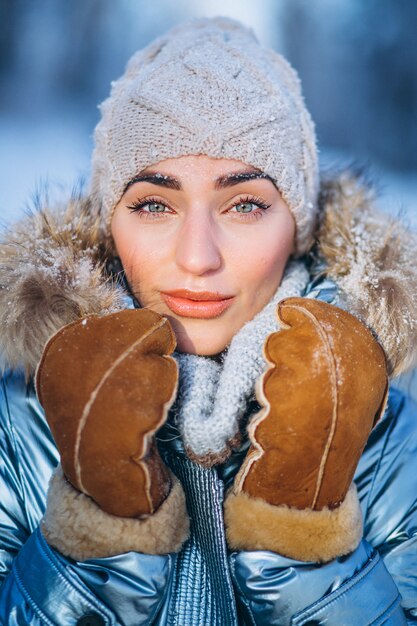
[173,260,309,466]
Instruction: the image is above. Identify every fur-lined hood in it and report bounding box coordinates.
[0,173,416,378]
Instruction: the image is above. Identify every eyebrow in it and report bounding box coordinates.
[124,170,275,192]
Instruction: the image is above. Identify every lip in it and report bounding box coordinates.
[160,290,235,319]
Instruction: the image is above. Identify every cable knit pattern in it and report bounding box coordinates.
[90,17,319,254]
[174,261,309,465]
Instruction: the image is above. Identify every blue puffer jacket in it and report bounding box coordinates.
[0,176,416,624]
[0,370,416,625]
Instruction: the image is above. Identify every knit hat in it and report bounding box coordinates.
[90,16,319,254]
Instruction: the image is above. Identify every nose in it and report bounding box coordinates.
[175,211,222,275]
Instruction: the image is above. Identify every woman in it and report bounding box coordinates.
[0,16,416,625]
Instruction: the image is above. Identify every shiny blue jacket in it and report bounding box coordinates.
[0,369,416,625]
[0,182,417,624]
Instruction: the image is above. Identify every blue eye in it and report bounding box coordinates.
[234,202,256,213]
[126,195,271,220]
[229,196,271,216]
[146,202,166,213]
[127,198,170,215]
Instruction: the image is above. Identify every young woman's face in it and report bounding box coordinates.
[111,155,295,355]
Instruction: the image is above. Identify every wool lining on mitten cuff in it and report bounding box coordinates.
[41,466,189,561]
[224,482,362,563]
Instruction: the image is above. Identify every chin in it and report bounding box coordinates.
[164,315,231,356]
[175,334,229,357]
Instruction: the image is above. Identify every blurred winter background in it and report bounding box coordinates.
[1,0,416,394]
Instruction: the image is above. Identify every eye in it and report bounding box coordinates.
[143,202,167,213]
[127,197,172,217]
[234,202,257,213]
[227,195,271,218]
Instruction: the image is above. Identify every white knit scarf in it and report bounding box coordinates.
[173,260,309,465]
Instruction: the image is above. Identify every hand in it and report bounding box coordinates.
[225,297,388,562]
[36,308,178,518]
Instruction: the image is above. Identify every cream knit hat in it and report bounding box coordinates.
[90,16,319,254]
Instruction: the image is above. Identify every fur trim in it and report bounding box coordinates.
[42,466,190,561]
[0,173,415,377]
[318,172,417,376]
[224,482,362,563]
[0,196,122,376]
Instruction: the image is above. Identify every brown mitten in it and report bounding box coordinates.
[37,309,189,559]
[225,297,388,563]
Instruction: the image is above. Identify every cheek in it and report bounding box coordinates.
[234,222,294,295]
[120,245,164,298]
[111,213,161,293]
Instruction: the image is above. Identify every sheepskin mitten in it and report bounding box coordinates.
[37,309,189,559]
[225,297,388,563]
